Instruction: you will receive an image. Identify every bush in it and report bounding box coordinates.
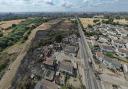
[0,30,3,37]
[93,19,99,23]
[87,25,93,28]
[21,30,32,43]
[0,17,48,51]
[55,35,63,43]
[84,31,102,37]
[105,52,114,58]
[12,24,16,28]
[0,64,7,72]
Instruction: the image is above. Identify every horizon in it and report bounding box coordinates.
[0,0,128,12]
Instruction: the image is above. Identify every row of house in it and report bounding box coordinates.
[92,24,128,59]
[86,24,128,71]
[95,52,122,71]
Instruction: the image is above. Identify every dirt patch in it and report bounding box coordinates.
[80,18,95,28]
[114,19,128,25]
[0,19,25,30]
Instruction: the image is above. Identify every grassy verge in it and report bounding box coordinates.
[0,17,48,52]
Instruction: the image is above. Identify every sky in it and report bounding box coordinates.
[0,0,128,12]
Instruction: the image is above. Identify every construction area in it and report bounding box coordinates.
[5,19,83,89]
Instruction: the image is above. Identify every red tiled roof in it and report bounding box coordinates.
[43,57,53,66]
[96,52,104,58]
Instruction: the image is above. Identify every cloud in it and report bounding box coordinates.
[43,0,54,5]
[0,0,25,5]
[6,0,55,6]
[0,0,127,12]
[83,0,89,3]
[24,0,54,6]
[61,1,73,8]
[83,0,119,7]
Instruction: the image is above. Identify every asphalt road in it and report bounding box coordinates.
[76,17,101,89]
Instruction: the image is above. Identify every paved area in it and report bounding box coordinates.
[100,74,128,87]
[77,17,101,89]
[68,77,81,88]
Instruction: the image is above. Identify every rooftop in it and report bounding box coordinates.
[104,56,121,68]
[118,48,128,55]
[96,52,104,58]
[59,60,73,74]
[100,45,115,51]
[34,79,59,89]
[43,57,54,66]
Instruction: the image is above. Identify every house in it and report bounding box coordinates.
[100,45,115,52]
[108,35,118,40]
[43,46,52,58]
[112,40,126,49]
[122,37,128,48]
[123,64,128,73]
[54,43,62,51]
[93,15,104,18]
[116,48,128,58]
[44,70,55,81]
[64,45,78,55]
[62,34,78,46]
[95,52,104,62]
[98,37,108,43]
[59,60,73,75]
[123,64,128,80]
[95,52,121,70]
[106,30,117,36]
[103,56,121,70]
[55,72,65,85]
[43,57,54,70]
[43,57,58,70]
[117,29,128,37]
[126,43,128,49]
[34,79,60,89]
[86,37,96,46]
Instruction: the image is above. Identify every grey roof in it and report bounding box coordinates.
[118,48,128,55]
[103,56,121,68]
[64,45,78,53]
[59,60,73,74]
[101,45,115,51]
[34,79,59,89]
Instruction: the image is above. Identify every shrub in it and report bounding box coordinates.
[0,30,3,37]
[0,64,7,72]
[105,52,114,58]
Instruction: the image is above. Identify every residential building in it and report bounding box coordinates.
[112,40,127,49]
[59,60,74,75]
[100,45,115,52]
[95,52,121,70]
[116,48,128,58]
[34,79,60,89]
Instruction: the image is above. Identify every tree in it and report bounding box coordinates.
[87,25,93,28]
[93,19,99,23]
[108,18,114,23]
[55,35,63,43]
[12,24,16,28]
[105,52,114,58]
[0,30,3,37]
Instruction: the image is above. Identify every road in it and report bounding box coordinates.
[76,17,101,89]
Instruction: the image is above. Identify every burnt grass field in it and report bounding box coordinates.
[10,20,78,89]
